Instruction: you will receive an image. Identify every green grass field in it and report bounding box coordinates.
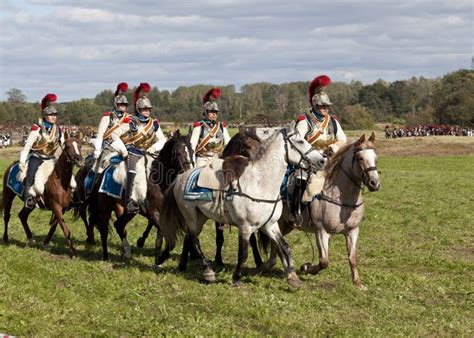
[0,138,473,336]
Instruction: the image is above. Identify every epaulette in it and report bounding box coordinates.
[296,115,306,122]
[193,121,202,128]
[31,124,40,131]
[103,111,111,116]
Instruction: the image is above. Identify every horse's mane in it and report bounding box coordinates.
[250,128,282,162]
[323,142,354,180]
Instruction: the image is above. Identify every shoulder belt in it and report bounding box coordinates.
[306,114,331,146]
[196,122,220,153]
[103,113,128,140]
[124,118,154,145]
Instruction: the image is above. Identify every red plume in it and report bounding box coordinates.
[41,93,57,111]
[134,83,151,106]
[202,87,221,104]
[114,82,128,96]
[308,75,331,103]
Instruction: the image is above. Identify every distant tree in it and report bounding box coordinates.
[6,88,27,105]
[64,99,103,125]
[338,104,375,130]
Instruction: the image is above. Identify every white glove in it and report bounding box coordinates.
[93,149,100,159]
[121,151,128,159]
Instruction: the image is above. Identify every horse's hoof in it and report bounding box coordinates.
[85,238,96,245]
[232,279,243,287]
[3,236,9,244]
[27,238,36,247]
[43,242,49,249]
[259,262,273,273]
[287,271,301,288]
[214,257,224,266]
[136,238,145,248]
[153,264,162,272]
[203,268,216,282]
[300,262,312,274]
[355,283,368,291]
[122,248,132,260]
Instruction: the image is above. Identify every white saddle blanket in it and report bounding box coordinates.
[196,158,230,191]
[112,156,148,202]
[18,159,55,197]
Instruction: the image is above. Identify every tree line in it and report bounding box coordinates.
[1,69,472,129]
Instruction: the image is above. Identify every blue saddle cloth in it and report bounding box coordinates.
[280,164,295,202]
[98,156,125,199]
[183,168,235,201]
[6,162,24,198]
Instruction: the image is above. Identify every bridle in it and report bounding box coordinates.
[172,141,194,171]
[281,128,320,171]
[341,146,379,189]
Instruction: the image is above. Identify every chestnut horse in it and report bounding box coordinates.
[1,138,83,257]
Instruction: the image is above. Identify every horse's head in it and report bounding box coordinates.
[161,129,194,173]
[63,137,84,166]
[353,132,380,191]
[238,127,261,158]
[283,121,327,171]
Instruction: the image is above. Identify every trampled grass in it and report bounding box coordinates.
[0,139,473,336]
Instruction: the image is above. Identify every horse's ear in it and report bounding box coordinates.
[64,130,70,140]
[369,132,376,143]
[289,120,296,131]
[175,129,181,138]
[356,134,366,145]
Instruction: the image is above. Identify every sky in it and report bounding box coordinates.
[0,0,472,102]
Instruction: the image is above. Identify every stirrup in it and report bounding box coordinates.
[126,200,139,214]
[24,196,36,209]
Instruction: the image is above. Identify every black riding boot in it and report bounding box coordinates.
[289,178,305,226]
[22,157,42,209]
[124,172,139,214]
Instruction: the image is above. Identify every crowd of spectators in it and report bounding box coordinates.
[385,124,473,138]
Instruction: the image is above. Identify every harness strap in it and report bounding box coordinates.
[318,192,364,209]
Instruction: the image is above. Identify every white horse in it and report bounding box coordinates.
[160,122,327,287]
[263,133,381,290]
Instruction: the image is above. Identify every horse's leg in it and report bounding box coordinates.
[177,234,192,272]
[249,233,262,268]
[2,187,16,243]
[345,227,367,291]
[261,221,300,288]
[81,203,95,245]
[301,227,330,275]
[43,215,59,247]
[232,228,251,287]
[137,220,154,248]
[114,213,135,259]
[18,206,35,245]
[214,222,224,266]
[262,220,293,272]
[190,234,216,283]
[51,203,77,258]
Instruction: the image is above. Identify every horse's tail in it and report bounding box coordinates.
[257,229,271,257]
[160,181,187,248]
[0,165,11,216]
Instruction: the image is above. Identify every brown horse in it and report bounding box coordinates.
[87,130,194,261]
[1,137,83,257]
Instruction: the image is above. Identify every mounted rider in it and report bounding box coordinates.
[118,83,167,214]
[290,75,347,225]
[91,82,131,177]
[19,93,64,209]
[190,87,231,167]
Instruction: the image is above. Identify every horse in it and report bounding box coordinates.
[88,130,194,261]
[160,122,327,287]
[1,137,84,257]
[262,133,381,290]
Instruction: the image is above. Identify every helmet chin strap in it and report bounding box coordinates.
[311,106,325,121]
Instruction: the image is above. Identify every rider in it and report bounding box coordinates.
[190,87,231,167]
[19,93,64,209]
[291,75,347,225]
[92,82,130,176]
[119,83,167,214]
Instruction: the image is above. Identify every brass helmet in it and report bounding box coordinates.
[202,87,221,114]
[308,74,332,107]
[114,82,129,110]
[41,93,58,117]
[134,83,152,112]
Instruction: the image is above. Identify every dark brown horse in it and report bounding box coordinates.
[87,130,194,261]
[1,137,83,257]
